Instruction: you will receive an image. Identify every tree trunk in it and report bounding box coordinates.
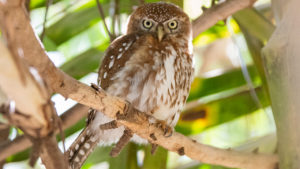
[263,0,300,168]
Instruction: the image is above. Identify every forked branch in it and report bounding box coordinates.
[0,40,67,169]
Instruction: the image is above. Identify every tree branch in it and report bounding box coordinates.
[0,104,88,161]
[0,124,9,168]
[0,39,67,168]
[262,0,300,168]
[192,0,257,38]
[0,1,278,169]
[0,39,52,137]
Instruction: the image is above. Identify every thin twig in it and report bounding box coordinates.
[95,0,114,41]
[40,0,53,41]
[111,0,120,38]
[35,0,82,30]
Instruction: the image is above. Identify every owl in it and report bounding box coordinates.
[67,2,194,168]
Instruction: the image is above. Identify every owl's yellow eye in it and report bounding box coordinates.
[143,20,153,29]
[168,20,178,29]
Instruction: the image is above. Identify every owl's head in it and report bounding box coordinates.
[127,2,192,42]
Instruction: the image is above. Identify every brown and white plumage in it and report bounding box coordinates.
[67,2,194,168]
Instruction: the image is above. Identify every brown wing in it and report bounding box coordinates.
[70,35,143,169]
[97,33,141,90]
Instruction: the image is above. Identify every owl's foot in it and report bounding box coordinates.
[90,83,100,91]
[99,120,119,130]
[151,144,158,155]
[110,129,133,157]
[154,120,173,137]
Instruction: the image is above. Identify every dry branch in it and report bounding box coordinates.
[0,124,9,168]
[0,1,278,169]
[0,104,88,161]
[0,40,51,137]
[0,39,67,168]
[192,0,257,38]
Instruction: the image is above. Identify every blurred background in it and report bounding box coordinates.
[1,0,276,168]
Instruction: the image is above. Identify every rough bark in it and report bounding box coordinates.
[0,40,68,169]
[262,0,300,168]
[0,40,52,137]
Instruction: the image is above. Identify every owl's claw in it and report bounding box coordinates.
[163,126,173,137]
[90,83,100,91]
[110,129,133,157]
[99,120,119,130]
[155,120,173,137]
[151,144,158,155]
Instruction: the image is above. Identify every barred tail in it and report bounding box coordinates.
[66,126,100,169]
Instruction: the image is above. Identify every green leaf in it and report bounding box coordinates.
[233,8,275,42]
[198,164,237,169]
[43,36,57,51]
[239,24,271,101]
[82,146,112,168]
[46,6,100,45]
[188,65,261,102]
[108,143,139,169]
[177,87,269,135]
[143,146,168,169]
[6,149,30,163]
[45,0,134,45]
[60,47,105,79]
[193,22,231,46]
[30,0,61,9]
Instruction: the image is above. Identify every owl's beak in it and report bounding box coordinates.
[157,26,165,42]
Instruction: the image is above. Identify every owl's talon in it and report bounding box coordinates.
[90,83,100,91]
[151,144,158,155]
[110,129,133,157]
[163,126,173,137]
[154,120,173,137]
[99,120,119,130]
